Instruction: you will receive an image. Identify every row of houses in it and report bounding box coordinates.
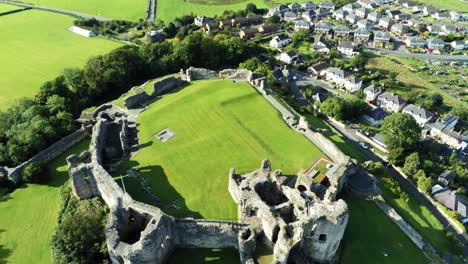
[405,36,468,51]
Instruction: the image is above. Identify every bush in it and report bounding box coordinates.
[21,162,46,183]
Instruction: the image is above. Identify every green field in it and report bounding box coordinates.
[0,3,22,12]
[117,79,324,220]
[0,139,90,264]
[24,0,147,20]
[341,197,431,264]
[0,8,120,110]
[156,0,311,22]
[422,0,468,13]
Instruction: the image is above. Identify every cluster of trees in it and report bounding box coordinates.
[52,186,109,264]
[320,96,370,122]
[74,19,143,36]
[0,31,264,170]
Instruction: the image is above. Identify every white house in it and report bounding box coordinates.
[362,108,389,126]
[368,12,381,22]
[313,36,330,53]
[430,122,467,150]
[364,85,382,101]
[338,41,359,57]
[451,40,467,50]
[69,26,96,37]
[279,51,299,64]
[402,104,434,126]
[325,67,362,92]
[294,20,311,31]
[373,30,391,44]
[376,92,406,112]
[270,34,291,48]
[405,36,426,48]
[427,38,445,50]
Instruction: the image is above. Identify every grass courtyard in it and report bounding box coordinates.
[0,139,90,264]
[117,79,324,220]
[0,7,120,110]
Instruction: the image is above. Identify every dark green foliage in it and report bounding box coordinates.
[403,152,420,176]
[21,162,46,183]
[51,187,109,264]
[266,14,280,24]
[320,96,370,121]
[417,172,432,194]
[381,113,421,151]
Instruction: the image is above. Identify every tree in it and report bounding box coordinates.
[321,97,349,121]
[245,3,258,14]
[267,14,280,24]
[21,162,45,183]
[348,97,371,120]
[381,113,421,151]
[291,29,310,46]
[403,152,420,176]
[388,147,405,166]
[417,172,432,194]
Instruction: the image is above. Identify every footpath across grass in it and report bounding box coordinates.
[0,139,90,264]
[0,8,120,110]
[117,79,324,220]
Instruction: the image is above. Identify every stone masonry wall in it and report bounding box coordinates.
[186,67,218,82]
[152,76,184,97]
[5,125,91,184]
[124,91,151,109]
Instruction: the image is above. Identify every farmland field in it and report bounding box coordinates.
[0,139,90,264]
[24,0,147,20]
[422,0,468,13]
[156,0,313,22]
[0,7,120,110]
[116,79,324,220]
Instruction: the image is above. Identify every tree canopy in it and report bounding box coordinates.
[381,113,421,151]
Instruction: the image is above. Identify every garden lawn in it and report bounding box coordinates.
[421,0,468,13]
[24,0,146,20]
[341,197,431,264]
[0,139,90,264]
[0,9,120,110]
[118,79,324,220]
[156,0,314,22]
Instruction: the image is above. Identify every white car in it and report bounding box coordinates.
[359,142,369,149]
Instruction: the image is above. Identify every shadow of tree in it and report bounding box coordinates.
[0,229,12,264]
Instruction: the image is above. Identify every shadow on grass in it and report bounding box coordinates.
[139,141,153,150]
[167,248,240,264]
[0,229,12,264]
[118,160,202,219]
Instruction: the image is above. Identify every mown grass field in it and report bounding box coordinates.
[0,8,120,110]
[156,0,313,22]
[0,3,21,12]
[0,139,90,264]
[24,0,146,20]
[117,79,324,220]
[422,0,468,13]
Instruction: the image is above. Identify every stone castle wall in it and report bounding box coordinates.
[124,91,151,109]
[186,67,218,82]
[175,219,244,248]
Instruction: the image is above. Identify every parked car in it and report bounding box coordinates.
[359,142,369,149]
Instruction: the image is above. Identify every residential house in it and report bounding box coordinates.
[364,85,382,101]
[203,21,218,33]
[289,3,302,12]
[430,122,468,150]
[405,36,426,48]
[357,19,372,29]
[219,19,232,29]
[265,9,280,18]
[279,51,299,64]
[412,5,425,13]
[357,0,377,8]
[441,24,457,35]
[401,1,417,8]
[362,108,389,126]
[270,34,291,48]
[338,41,359,57]
[354,28,371,44]
[432,12,451,20]
[333,9,348,20]
[356,7,369,18]
[394,12,411,22]
[315,8,331,18]
[377,92,407,112]
[346,14,359,24]
[427,38,445,50]
[313,36,331,53]
[273,66,290,81]
[294,20,311,31]
[283,11,299,22]
[319,2,336,10]
[312,89,332,103]
[315,21,332,35]
[391,23,408,35]
[333,25,351,38]
[308,61,331,77]
[373,30,391,44]
[386,10,401,19]
[145,30,165,43]
[325,68,362,92]
[368,12,381,22]
[378,17,393,29]
[402,104,433,126]
[303,1,317,11]
[432,189,468,218]
[194,16,211,27]
[449,11,461,21]
[343,3,355,13]
[438,170,456,187]
[423,6,439,16]
[303,10,317,22]
[407,18,421,27]
[239,28,259,39]
[451,40,467,50]
[232,15,263,28]
[258,24,281,34]
[344,75,363,92]
[427,24,442,34]
[441,115,459,129]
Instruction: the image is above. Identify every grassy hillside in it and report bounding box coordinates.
[0,140,90,264]
[422,0,468,13]
[23,0,147,20]
[0,8,120,110]
[117,79,324,220]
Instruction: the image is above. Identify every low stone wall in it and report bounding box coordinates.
[5,125,91,184]
[124,91,151,109]
[152,76,185,97]
[175,219,244,248]
[186,67,217,82]
[220,69,253,81]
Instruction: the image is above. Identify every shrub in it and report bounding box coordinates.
[21,162,46,183]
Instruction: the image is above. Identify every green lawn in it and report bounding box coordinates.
[167,248,240,264]
[23,0,147,20]
[0,139,90,264]
[156,0,313,22]
[421,0,468,13]
[0,8,120,110]
[117,79,324,220]
[341,197,431,264]
[0,3,22,12]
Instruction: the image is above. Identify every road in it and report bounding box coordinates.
[365,46,468,62]
[0,0,113,21]
[288,73,468,250]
